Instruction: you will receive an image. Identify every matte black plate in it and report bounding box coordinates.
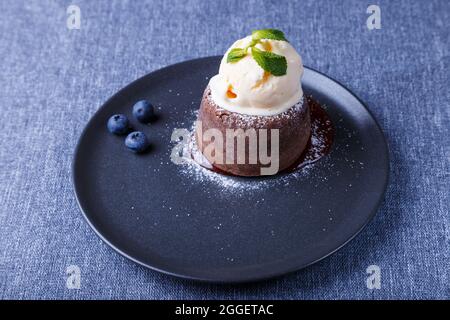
[73,56,389,283]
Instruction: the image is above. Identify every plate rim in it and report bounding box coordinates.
[72,56,390,283]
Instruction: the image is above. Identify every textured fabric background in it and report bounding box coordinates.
[0,0,449,299]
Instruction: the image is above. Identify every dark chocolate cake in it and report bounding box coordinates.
[196,87,311,176]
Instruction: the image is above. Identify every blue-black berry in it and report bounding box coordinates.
[107,114,129,135]
[132,100,155,123]
[125,131,149,153]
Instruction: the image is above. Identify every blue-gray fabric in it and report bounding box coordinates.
[0,0,449,300]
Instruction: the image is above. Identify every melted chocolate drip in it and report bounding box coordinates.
[285,96,334,172]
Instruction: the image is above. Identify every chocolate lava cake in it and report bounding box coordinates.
[196,87,311,176]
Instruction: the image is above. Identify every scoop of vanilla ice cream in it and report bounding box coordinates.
[209,35,303,116]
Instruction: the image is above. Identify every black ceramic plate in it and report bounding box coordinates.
[73,56,389,283]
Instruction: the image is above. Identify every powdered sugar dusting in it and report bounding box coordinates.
[179,135,315,192]
[175,97,334,194]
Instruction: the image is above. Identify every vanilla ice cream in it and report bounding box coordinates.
[209,35,304,116]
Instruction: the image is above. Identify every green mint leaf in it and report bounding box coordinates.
[251,47,287,76]
[227,48,247,63]
[252,29,288,42]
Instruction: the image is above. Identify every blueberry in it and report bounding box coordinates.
[125,131,149,153]
[107,114,129,135]
[132,100,154,123]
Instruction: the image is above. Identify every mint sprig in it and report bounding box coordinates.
[225,29,289,76]
[227,48,247,63]
[251,29,288,42]
[251,47,287,76]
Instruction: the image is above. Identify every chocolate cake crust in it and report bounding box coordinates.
[196,87,311,176]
